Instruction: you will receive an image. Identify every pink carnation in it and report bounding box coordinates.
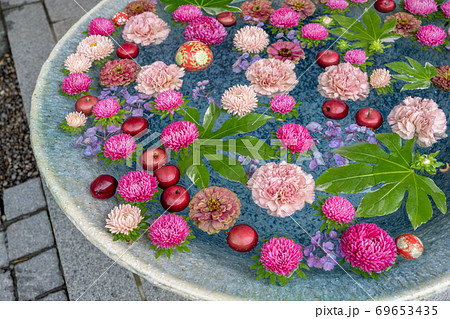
[441,2,450,18]
[301,23,328,40]
[416,25,446,47]
[404,0,438,17]
[247,161,315,217]
[118,170,158,202]
[269,8,300,29]
[327,0,349,10]
[317,63,370,101]
[103,134,136,160]
[123,12,170,46]
[344,49,368,65]
[260,237,303,276]
[340,223,397,274]
[184,16,227,45]
[269,94,296,114]
[276,123,313,154]
[135,61,185,97]
[148,214,190,249]
[154,89,183,114]
[106,204,143,235]
[61,73,91,95]
[92,98,120,118]
[160,121,199,151]
[322,196,355,224]
[88,17,116,36]
[173,4,203,23]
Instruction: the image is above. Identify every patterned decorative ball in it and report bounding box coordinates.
[112,12,129,26]
[395,234,424,260]
[175,41,213,72]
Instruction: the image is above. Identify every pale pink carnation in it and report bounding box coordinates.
[233,26,270,54]
[269,8,300,29]
[247,161,315,217]
[64,53,92,73]
[327,0,349,10]
[404,0,438,17]
[260,237,303,276]
[106,204,143,235]
[370,69,391,88]
[276,123,313,154]
[301,23,328,40]
[160,121,199,151]
[92,98,120,118]
[123,12,170,46]
[103,134,136,160]
[322,196,355,224]
[118,170,158,202]
[184,16,227,45]
[148,214,190,249]
[135,61,185,97]
[221,85,258,117]
[154,90,183,114]
[344,49,367,65]
[317,63,370,101]
[441,2,450,18]
[88,17,116,36]
[270,94,296,114]
[341,223,397,274]
[245,58,298,96]
[65,112,86,127]
[416,25,446,47]
[76,35,114,61]
[173,4,203,23]
[387,96,447,147]
[61,73,91,95]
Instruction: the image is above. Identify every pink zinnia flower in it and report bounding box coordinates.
[240,0,274,25]
[160,121,199,151]
[124,0,157,16]
[340,223,397,274]
[154,89,183,114]
[432,65,450,92]
[441,2,450,18]
[385,12,421,38]
[260,237,303,276]
[148,214,190,249]
[416,25,446,47]
[267,41,305,64]
[173,4,203,23]
[100,59,140,87]
[281,0,316,20]
[64,53,92,73]
[76,35,114,61]
[123,12,170,46]
[327,0,349,10]
[301,23,328,40]
[118,170,158,202]
[221,85,258,117]
[276,123,313,154]
[92,98,120,118]
[404,0,438,17]
[270,94,296,114]
[106,204,143,235]
[61,73,91,95]
[103,134,136,160]
[322,196,355,224]
[184,16,227,46]
[344,49,368,65]
[88,17,116,36]
[233,26,270,54]
[135,61,185,97]
[269,8,300,29]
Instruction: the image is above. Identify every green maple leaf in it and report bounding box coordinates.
[160,0,241,15]
[386,56,438,91]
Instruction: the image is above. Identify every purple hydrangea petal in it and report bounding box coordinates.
[74,136,83,147]
[306,122,323,133]
[329,138,343,148]
[85,127,97,137]
[309,159,318,171]
[132,108,144,117]
[345,124,359,133]
[333,153,347,166]
[323,241,334,252]
[84,146,92,156]
[106,124,121,133]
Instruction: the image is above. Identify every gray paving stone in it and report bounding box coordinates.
[0,270,15,300]
[53,17,80,41]
[15,248,64,300]
[45,0,99,23]
[0,0,39,9]
[3,177,46,220]
[40,290,68,301]
[6,211,54,261]
[0,232,8,268]
[0,13,9,56]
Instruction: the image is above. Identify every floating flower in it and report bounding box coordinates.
[118,170,158,202]
[270,94,296,114]
[269,8,300,29]
[281,0,316,20]
[184,16,227,45]
[173,4,203,23]
[387,96,447,147]
[76,35,114,61]
[123,12,170,46]
[326,0,349,10]
[160,121,199,151]
[135,61,185,97]
[106,204,143,235]
[370,69,391,88]
[65,112,87,128]
[103,133,136,160]
[404,0,438,17]
[100,59,140,87]
[322,196,355,224]
[260,237,303,276]
[148,214,191,249]
[276,123,313,154]
[301,23,328,40]
[248,161,315,217]
[344,49,367,65]
[154,89,184,114]
[415,25,446,47]
[317,63,370,101]
[124,0,157,16]
[92,98,120,118]
[267,41,305,64]
[245,58,298,96]
[349,0,368,3]
[385,12,421,38]
[189,186,241,234]
[64,53,92,73]
[88,17,116,36]
[233,26,270,54]
[61,73,91,95]
[240,0,274,25]
[441,2,450,18]
[221,85,258,117]
[431,65,450,92]
[340,223,397,274]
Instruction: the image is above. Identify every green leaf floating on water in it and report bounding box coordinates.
[160,0,241,15]
[386,56,438,91]
[315,133,447,229]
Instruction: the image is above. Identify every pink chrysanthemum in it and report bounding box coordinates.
[92,98,120,118]
[118,170,158,202]
[106,204,143,235]
[160,121,199,151]
[88,17,116,36]
[267,41,305,64]
[221,85,258,117]
[135,61,185,97]
[61,73,91,95]
[370,69,391,88]
[326,0,349,10]
[416,25,446,47]
[100,59,140,87]
[269,8,300,29]
[148,214,190,249]
[154,89,184,114]
[340,223,397,274]
[270,94,296,114]
[322,196,355,224]
[76,35,114,62]
[260,237,303,276]
[281,0,316,20]
[184,16,227,46]
[65,112,86,127]
[441,2,450,18]
[404,0,438,17]
[233,26,270,54]
[173,4,203,23]
[276,123,313,154]
[240,0,274,25]
[344,49,368,65]
[64,53,92,73]
[103,134,136,160]
[301,23,328,40]
[123,12,170,46]
[385,12,422,38]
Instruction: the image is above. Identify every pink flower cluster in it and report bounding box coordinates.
[404,0,438,17]
[61,73,91,95]
[416,25,446,47]
[92,98,120,118]
[327,0,349,10]
[122,12,170,46]
[322,196,355,224]
[154,89,183,114]
[301,23,328,40]
[173,4,202,23]
[103,134,136,160]
[160,121,199,151]
[269,94,296,114]
[269,8,300,29]
[441,2,450,18]
[148,214,190,249]
[260,237,303,276]
[88,17,116,36]
[344,49,368,65]
[118,170,158,202]
[276,123,313,154]
[135,61,185,97]
[184,16,227,45]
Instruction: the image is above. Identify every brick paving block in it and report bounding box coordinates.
[0,0,39,9]
[0,270,15,301]
[15,248,64,300]
[40,290,68,301]
[45,0,99,23]
[52,17,80,41]
[6,210,54,261]
[3,177,46,220]
[0,232,9,268]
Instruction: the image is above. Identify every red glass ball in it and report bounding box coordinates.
[395,234,424,260]
[112,12,129,26]
[175,41,213,72]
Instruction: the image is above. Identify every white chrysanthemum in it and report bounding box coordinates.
[65,111,86,127]
[221,85,258,117]
[76,35,114,61]
[64,53,92,73]
[105,204,143,235]
[233,26,270,54]
[370,69,391,88]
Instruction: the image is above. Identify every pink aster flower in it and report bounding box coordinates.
[317,63,370,101]
[123,12,170,46]
[240,0,274,25]
[184,16,227,46]
[276,123,313,154]
[106,204,143,235]
[245,58,298,96]
[416,25,446,47]
[118,170,158,202]
[173,4,203,23]
[301,23,328,40]
[135,61,185,97]
[322,196,355,224]
[267,41,305,64]
[387,96,447,147]
[61,73,91,95]
[404,0,438,17]
[64,53,92,73]
[233,26,270,54]
[260,237,303,276]
[269,8,300,29]
[154,89,183,114]
[148,214,190,249]
[88,17,116,36]
[344,49,368,65]
[441,2,450,18]
[247,161,315,217]
[92,98,120,118]
[76,35,114,61]
[326,0,349,10]
[270,94,296,114]
[341,223,397,274]
[370,69,391,88]
[103,134,136,160]
[160,121,199,151]
[65,112,86,127]
[221,85,258,117]
[281,0,316,20]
